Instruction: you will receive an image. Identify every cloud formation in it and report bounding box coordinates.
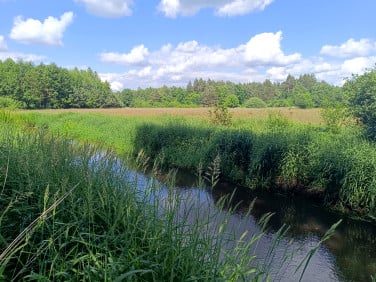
[320,38,376,58]
[157,0,274,18]
[99,32,376,90]
[75,0,133,17]
[0,52,45,62]
[100,45,149,66]
[9,12,74,46]
[99,31,304,89]
[243,31,301,65]
[0,35,7,51]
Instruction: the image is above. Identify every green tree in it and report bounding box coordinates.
[292,82,313,108]
[224,94,239,108]
[345,66,376,140]
[244,97,267,108]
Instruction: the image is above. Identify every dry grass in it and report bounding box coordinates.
[22,107,323,124]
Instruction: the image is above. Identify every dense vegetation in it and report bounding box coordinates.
[134,118,376,221]
[11,110,376,222]
[118,74,344,108]
[0,59,121,109]
[0,59,345,109]
[1,112,300,281]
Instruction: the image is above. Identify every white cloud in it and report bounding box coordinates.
[157,0,273,18]
[100,45,149,66]
[0,52,45,62]
[216,0,274,16]
[98,34,376,90]
[75,0,133,17]
[243,31,301,65]
[0,35,7,51]
[9,12,74,46]
[341,56,376,75]
[320,38,376,58]
[99,31,302,89]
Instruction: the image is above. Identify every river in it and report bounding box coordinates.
[102,153,376,282]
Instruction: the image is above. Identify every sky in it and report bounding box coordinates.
[0,0,376,91]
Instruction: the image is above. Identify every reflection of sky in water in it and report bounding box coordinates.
[88,152,375,282]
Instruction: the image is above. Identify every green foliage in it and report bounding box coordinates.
[0,59,121,109]
[320,106,352,133]
[0,118,286,281]
[209,103,233,126]
[345,66,376,140]
[224,94,240,108]
[10,111,376,221]
[244,97,267,108]
[208,130,254,183]
[132,115,376,220]
[0,96,24,109]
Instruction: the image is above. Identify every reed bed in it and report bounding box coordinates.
[0,112,299,281]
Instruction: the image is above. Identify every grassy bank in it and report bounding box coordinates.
[0,111,295,280]
[8,110,376,222]
[134,119,376,221]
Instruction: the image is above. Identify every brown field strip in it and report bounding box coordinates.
[23,107,323,124]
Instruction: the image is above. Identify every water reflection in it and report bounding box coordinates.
[100,153,375,282]
[171,170,376,282]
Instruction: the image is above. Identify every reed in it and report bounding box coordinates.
[0,115,299,281]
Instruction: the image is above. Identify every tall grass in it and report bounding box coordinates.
[0,113,299,281]
[134,116,376,220]
[9,111,376,220]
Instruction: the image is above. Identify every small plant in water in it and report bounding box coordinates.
[204,154,221,188]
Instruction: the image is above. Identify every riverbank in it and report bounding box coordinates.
[7,110,376,222]
[0,111,292,281]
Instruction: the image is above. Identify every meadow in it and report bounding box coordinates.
[23,107,323,123]
[1,108,374,280]
[0,110,299,281]
[12,107,376,222]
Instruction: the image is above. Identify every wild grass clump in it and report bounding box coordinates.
[0,116,293,281]
[134,116,376,220]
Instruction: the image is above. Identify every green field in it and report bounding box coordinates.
[8,108,376,221]
[0,108,373,280]
[1,110,297,281]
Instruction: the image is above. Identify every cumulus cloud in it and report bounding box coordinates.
[0,52,45,62]
[341,56,376,75]
[98,33,376,90]
[243,31,301,65]
[157,0,274,18]
[100,45,149,65]
[75,0,133,17]
[0,35,7,51]
[320,38,376,58]
[9,12,74,46]
[99,31,303,89]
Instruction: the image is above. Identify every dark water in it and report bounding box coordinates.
[97,150,376,282]
[136,168,376,282]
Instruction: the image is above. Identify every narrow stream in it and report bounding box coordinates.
[105,153,376,282]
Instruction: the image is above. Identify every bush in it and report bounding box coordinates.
[0,96,25,109]
[345,66,376,140]
[244,97,267,108]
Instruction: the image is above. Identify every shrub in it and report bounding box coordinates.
[244,97,267,108]
[345,66,376,140]
[0,96,25,109]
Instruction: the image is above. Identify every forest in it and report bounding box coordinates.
[0,58,345,109]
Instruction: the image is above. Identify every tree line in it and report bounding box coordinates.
[0,58,360,110]
[117,74,345,108]
[0,59,121,109]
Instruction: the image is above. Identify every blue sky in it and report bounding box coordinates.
[1,0,376,90]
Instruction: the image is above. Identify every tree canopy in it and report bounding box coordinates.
[345,66,376,140]
[0,59,346,109]
[0,59,122,109]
